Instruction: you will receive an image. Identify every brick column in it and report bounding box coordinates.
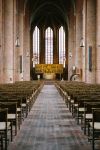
[53,27,59,64]
[3,0,15,83]
[82,0,86,82]
[85,0,96,83]
[0,0,4,83]
[16,0,24,81]
[40,27,45,64]
[30,30,33,80]
[23,5,30,81]
[96,0,100,83]
[68,8,75,80]
[64,28,68,80]
[75,0,83,76]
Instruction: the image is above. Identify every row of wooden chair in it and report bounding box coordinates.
[0,108,12,150]
[0,81,43,150]
[56,81,100,150]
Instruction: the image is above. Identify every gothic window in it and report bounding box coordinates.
[45,27,53,64]
[59,26,66,67]
[33,26,40,67]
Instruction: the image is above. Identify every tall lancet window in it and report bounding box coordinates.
[59,26,66,67]
[45,27,53,64]
[33,26,40,67]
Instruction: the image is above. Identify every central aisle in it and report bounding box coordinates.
[8,84,91,150]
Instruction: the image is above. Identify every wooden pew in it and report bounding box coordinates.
[88,108,100,150]
[0,108,12,150]
[82,102,100,135]
[0,102,17,138]
[0,98,22,129]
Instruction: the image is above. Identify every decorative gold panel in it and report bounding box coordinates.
[35,64,63,73]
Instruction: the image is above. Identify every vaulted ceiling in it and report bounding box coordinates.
[25,0,75,28]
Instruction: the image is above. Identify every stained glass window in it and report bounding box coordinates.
[59,26,66,67]
[45,27,53,64]
[33,26,40,67]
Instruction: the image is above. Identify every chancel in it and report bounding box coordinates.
[35,64,63,79]
[0,0,100,150]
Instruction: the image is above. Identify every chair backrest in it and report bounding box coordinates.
[0,98,22,108]
[0,108,8,122]
[84,102,100,113]
[92,108,100,122]
[0,102,17,114]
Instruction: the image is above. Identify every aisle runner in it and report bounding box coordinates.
[8,85,91,150]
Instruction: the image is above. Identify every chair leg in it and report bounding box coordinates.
[15,119,17,136]
[92,129,95,150]
[5,130,8,150]
[0,135,3,150]
[84,119,86,135]
[11,122,13,141]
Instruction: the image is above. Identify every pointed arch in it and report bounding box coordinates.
[45,27,53,64]
[33,26,40,67]
[59,26,66,67]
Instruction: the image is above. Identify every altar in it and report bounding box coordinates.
[43,73,55,80]
[35,64,63,80]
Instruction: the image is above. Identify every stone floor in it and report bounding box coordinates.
[8,84,92,150]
